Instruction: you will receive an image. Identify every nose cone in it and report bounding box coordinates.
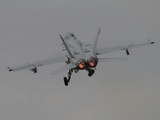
[64,32,75,40]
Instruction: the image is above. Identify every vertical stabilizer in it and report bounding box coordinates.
[93,28,101,54]
[59,35,74,58]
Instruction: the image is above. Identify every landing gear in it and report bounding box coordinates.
[86,68,95,77]
[64,77,69,86]
[63,68,95,86]
[63,69,73,86]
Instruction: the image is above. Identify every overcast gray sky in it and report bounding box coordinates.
[0,0,160,120]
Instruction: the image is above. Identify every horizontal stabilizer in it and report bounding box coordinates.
[98,58,127,62]
[49,63,76,75]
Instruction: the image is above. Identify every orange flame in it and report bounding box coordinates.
[78,62,85,69]
[89,61,95,67]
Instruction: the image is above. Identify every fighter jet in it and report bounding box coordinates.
[7,28,154,86]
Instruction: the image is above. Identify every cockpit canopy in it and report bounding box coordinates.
[64,32,75,40]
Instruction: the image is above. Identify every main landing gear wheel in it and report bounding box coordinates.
[63,69,73,86]
[64,77,69,86]
[88,69,95,77]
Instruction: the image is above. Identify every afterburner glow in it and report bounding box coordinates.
[77,60,85,69]
[89,60,95,67]
[87,57,97,68]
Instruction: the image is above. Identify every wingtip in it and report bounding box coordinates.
[6,67,13,72]
[148,39,154,44]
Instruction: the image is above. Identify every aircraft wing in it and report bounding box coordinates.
[7,52,67,72]
[96,41,154,55]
